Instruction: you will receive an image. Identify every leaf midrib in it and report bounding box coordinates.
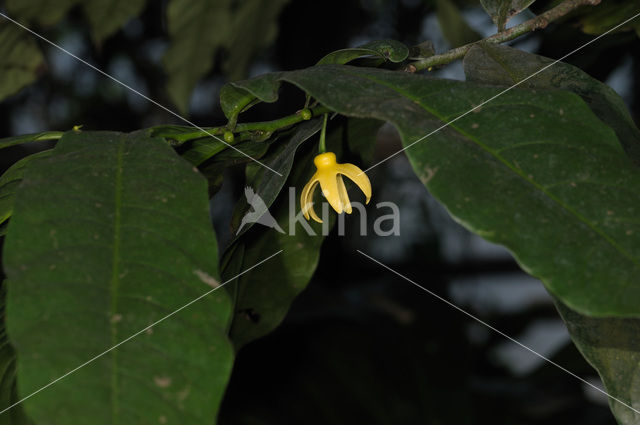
[340,69,640,269]
[109,139,125,424]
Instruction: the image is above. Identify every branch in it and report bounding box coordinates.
[404,0,601,72]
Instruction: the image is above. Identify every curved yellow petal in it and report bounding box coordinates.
[307,199,323,223]
[336,163,372,204]
[300,176,319,220]
[317,171,343,214]
[337,174,352,214]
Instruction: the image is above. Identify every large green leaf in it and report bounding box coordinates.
[479,0,536,31]
[556,301,640,425]
[0,24,45,102]
[0,283,29,425]
[0,150,52,228]
[82,0,148,43]
[218,64,640,317]
[2,131,234,424]
[463,43,640,164]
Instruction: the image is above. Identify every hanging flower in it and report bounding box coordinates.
[300,152,371,223]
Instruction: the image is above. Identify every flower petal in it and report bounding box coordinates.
[318,171,343,214]
[337,163,372,204]
[300,177,320,220]
[307,200,323,223]
[337,174,352,214]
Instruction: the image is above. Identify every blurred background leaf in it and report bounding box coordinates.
[479,0,536,31]
[0,25,44,103]
[83,0,148,44]
[436,0,482,47]
[163,0,291,113]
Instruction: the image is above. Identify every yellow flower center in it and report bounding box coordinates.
[313,152,337,168]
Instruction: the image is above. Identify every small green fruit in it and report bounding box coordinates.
[223,131,235,143]
[300,108,312,120]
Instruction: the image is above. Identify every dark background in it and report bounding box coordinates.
[1,0,639,423]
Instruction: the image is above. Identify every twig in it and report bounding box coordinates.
[405,0,602,72]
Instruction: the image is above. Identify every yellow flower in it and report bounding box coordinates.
[300,152,372,223]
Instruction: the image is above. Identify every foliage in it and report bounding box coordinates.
[0,0,639,424]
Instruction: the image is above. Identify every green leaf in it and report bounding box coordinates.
[0,150,53,228]
[219,64,640,317]
[220,116,373,348]
[0,24,45,102]
[164,0,233,113]
[317,39,410,65]
[82,0,148,44]
[230,118,323,239]
[219,84,260,128]
[222,141,329,349]
[463,43,640,164]
[3,131,234,424]
[0,283,29,425]
[556,300,640,425]
[217,72,285,127]
[230,72,284,104]
[5,0,79,26]
[0,132,62,151]
[435,0,482,48]
[479,0,536,31]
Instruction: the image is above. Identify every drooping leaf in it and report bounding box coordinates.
[3,131,234,424]
[0,150,52,228]
[230,118,323,239]
[221,117,374,348]
[0,132,62,151]
[215,64,640,318]
[479,0,536,31]
[317,39,410,65]
[4,0,79,26]
[222,151,325,349]
[0,24,45,102]
[164,0,233,113]
[463,43,640,164]
[82,0,148,43]
[436,0,482,48]
[556,300,640,425]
